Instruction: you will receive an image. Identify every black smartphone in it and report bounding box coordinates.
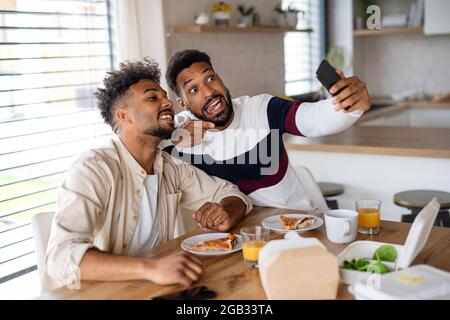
[315,59,342,96]
[152,286,217,300]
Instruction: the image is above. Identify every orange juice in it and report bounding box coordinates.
[358,208,380,228]
[242,240,266,262]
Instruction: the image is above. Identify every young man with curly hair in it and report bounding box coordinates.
[164,50,372,212]
[44,58,252,291]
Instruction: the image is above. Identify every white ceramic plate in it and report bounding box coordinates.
[261,214,324,233]
[181,233,242,256]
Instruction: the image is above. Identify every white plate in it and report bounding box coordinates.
[181,233,242,256]
[261,214,324,233]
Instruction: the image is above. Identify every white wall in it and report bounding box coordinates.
[328,0,450,98]
[163,0,285,99]
[351,0,450,98]
[288,150,450,222]
[167,33,285,98]
[355,33,450,98]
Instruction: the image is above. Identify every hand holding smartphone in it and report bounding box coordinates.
[315,59,343,96]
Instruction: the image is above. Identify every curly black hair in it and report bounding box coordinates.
[94,57,161,131]
[166,49,212,96]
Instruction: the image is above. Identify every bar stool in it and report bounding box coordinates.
[394,190,450,227]
[318,182,344,210]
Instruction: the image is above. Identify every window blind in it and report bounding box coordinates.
[0,0,115,284]
[283,0,326,96]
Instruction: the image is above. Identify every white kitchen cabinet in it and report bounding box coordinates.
[424,0,450,35]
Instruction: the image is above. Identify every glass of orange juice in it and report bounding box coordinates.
[356,199,381,235]
[240,226,270,268]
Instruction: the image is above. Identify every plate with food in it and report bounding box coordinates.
[261,213,323,233]
[181,232,242,256]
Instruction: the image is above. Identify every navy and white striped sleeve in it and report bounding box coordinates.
[266,96,304,136]
[267,97,364,137]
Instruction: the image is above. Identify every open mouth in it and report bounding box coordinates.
[203,97,225,116]
[158,109,174,121]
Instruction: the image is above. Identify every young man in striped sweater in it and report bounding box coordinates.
[163,50,371,224]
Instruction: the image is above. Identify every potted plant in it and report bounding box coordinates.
[194,12,210,26]
[274,2,305,28]
[274,2,286,27]
[211,1,233,26]
[285,4,304,28]
[237,4,255,27]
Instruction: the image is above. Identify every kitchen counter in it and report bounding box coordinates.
[285,101,450,159]
[358,101,450,123]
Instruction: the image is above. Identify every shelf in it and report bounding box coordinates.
[353,27,423,37]
[168,25,313,34]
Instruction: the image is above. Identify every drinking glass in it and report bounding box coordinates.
[356,199,381,235]
[240,226,270,268]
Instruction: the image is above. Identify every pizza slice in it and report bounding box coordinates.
[280,214,316,230]
[188,233,237,251]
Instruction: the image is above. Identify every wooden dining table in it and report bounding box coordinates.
[38,206,450,300]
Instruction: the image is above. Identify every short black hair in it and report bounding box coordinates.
[166,49,213,96]
[94,57,161,131]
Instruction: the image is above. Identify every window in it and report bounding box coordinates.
[0,0,115,293]
[283,0,326,96]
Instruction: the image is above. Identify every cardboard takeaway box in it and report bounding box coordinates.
[258,232,339,300]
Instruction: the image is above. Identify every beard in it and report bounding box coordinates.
[142,124,174,140]
[191,90,234,127]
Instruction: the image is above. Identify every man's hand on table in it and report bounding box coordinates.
[145,252,202,286]
[193,197,246,231]
[330,70,372,113]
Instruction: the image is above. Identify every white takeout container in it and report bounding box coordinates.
[337,241,403,285]
[337,198,441,286]
[350,264,450,300]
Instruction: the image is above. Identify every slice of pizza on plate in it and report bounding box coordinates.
[188,233,237,251]
[280,214,316,230]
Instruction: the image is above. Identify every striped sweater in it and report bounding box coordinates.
[163,94,362,210]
